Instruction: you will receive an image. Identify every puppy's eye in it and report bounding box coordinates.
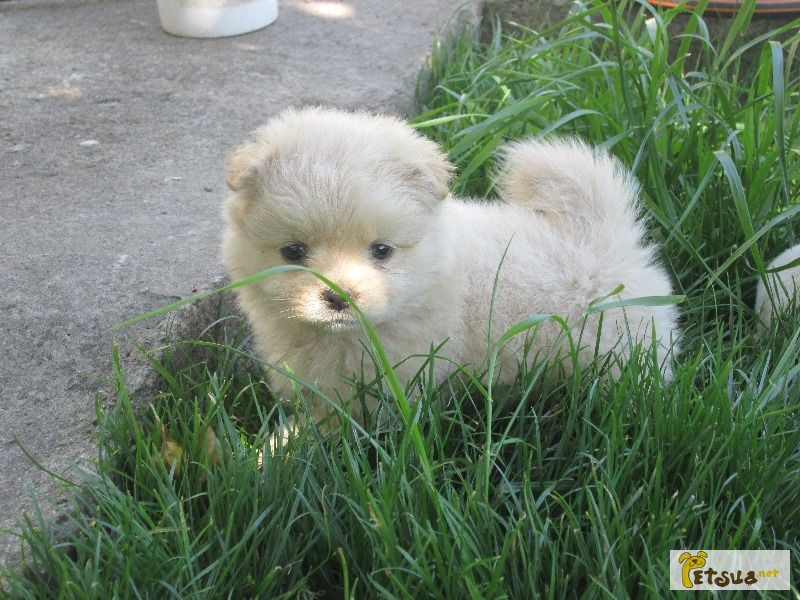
[280,242,308,263]
[369,243,394,261]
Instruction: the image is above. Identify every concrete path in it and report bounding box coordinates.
[0,0,476,566]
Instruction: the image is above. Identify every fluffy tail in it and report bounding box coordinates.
[495,137,642,241]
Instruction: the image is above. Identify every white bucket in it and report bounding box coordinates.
[157,0,278,38]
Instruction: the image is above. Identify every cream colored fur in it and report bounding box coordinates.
[222,107,679,423]
[755,243,800,333]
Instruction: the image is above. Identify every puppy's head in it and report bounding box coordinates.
[222,107,453,331]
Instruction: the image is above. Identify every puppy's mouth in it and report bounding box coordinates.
[317,310,360,331]
[294,304,361,331]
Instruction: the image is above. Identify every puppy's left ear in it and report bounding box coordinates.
[224,127,273,192]
[399,136,452,202]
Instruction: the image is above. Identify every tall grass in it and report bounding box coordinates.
[3,1,800,597]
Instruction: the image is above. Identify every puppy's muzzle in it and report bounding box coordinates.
[321,288,351,312]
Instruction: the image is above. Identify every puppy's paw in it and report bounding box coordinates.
[265,420,299,458]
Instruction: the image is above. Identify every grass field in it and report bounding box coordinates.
[3,0,800,597]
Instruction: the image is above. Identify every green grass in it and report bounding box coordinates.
[4,0,800,597]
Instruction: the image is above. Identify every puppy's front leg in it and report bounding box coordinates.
[267,418,298,454]
[266,396,339,454]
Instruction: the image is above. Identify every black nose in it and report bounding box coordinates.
[321,288,349,312]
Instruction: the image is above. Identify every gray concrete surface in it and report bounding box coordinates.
[0,0,478,567]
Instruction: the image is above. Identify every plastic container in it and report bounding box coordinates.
[647,0,800,15]
[157,0,278,38]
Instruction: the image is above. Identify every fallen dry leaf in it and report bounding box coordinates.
[203,427,222,467]
[159,427,183,474]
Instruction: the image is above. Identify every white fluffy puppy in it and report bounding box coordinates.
[222,107,678,423]
[755,243,800,333]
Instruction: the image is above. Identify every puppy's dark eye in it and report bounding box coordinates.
[280,242,308,263]
[369,243,394,261]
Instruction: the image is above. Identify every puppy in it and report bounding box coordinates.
[755,243,800,333]
[222,107,679,424]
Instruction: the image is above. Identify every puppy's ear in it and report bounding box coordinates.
[405,162,451,201]
[224,127,273,192]
[397,136,452,201]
